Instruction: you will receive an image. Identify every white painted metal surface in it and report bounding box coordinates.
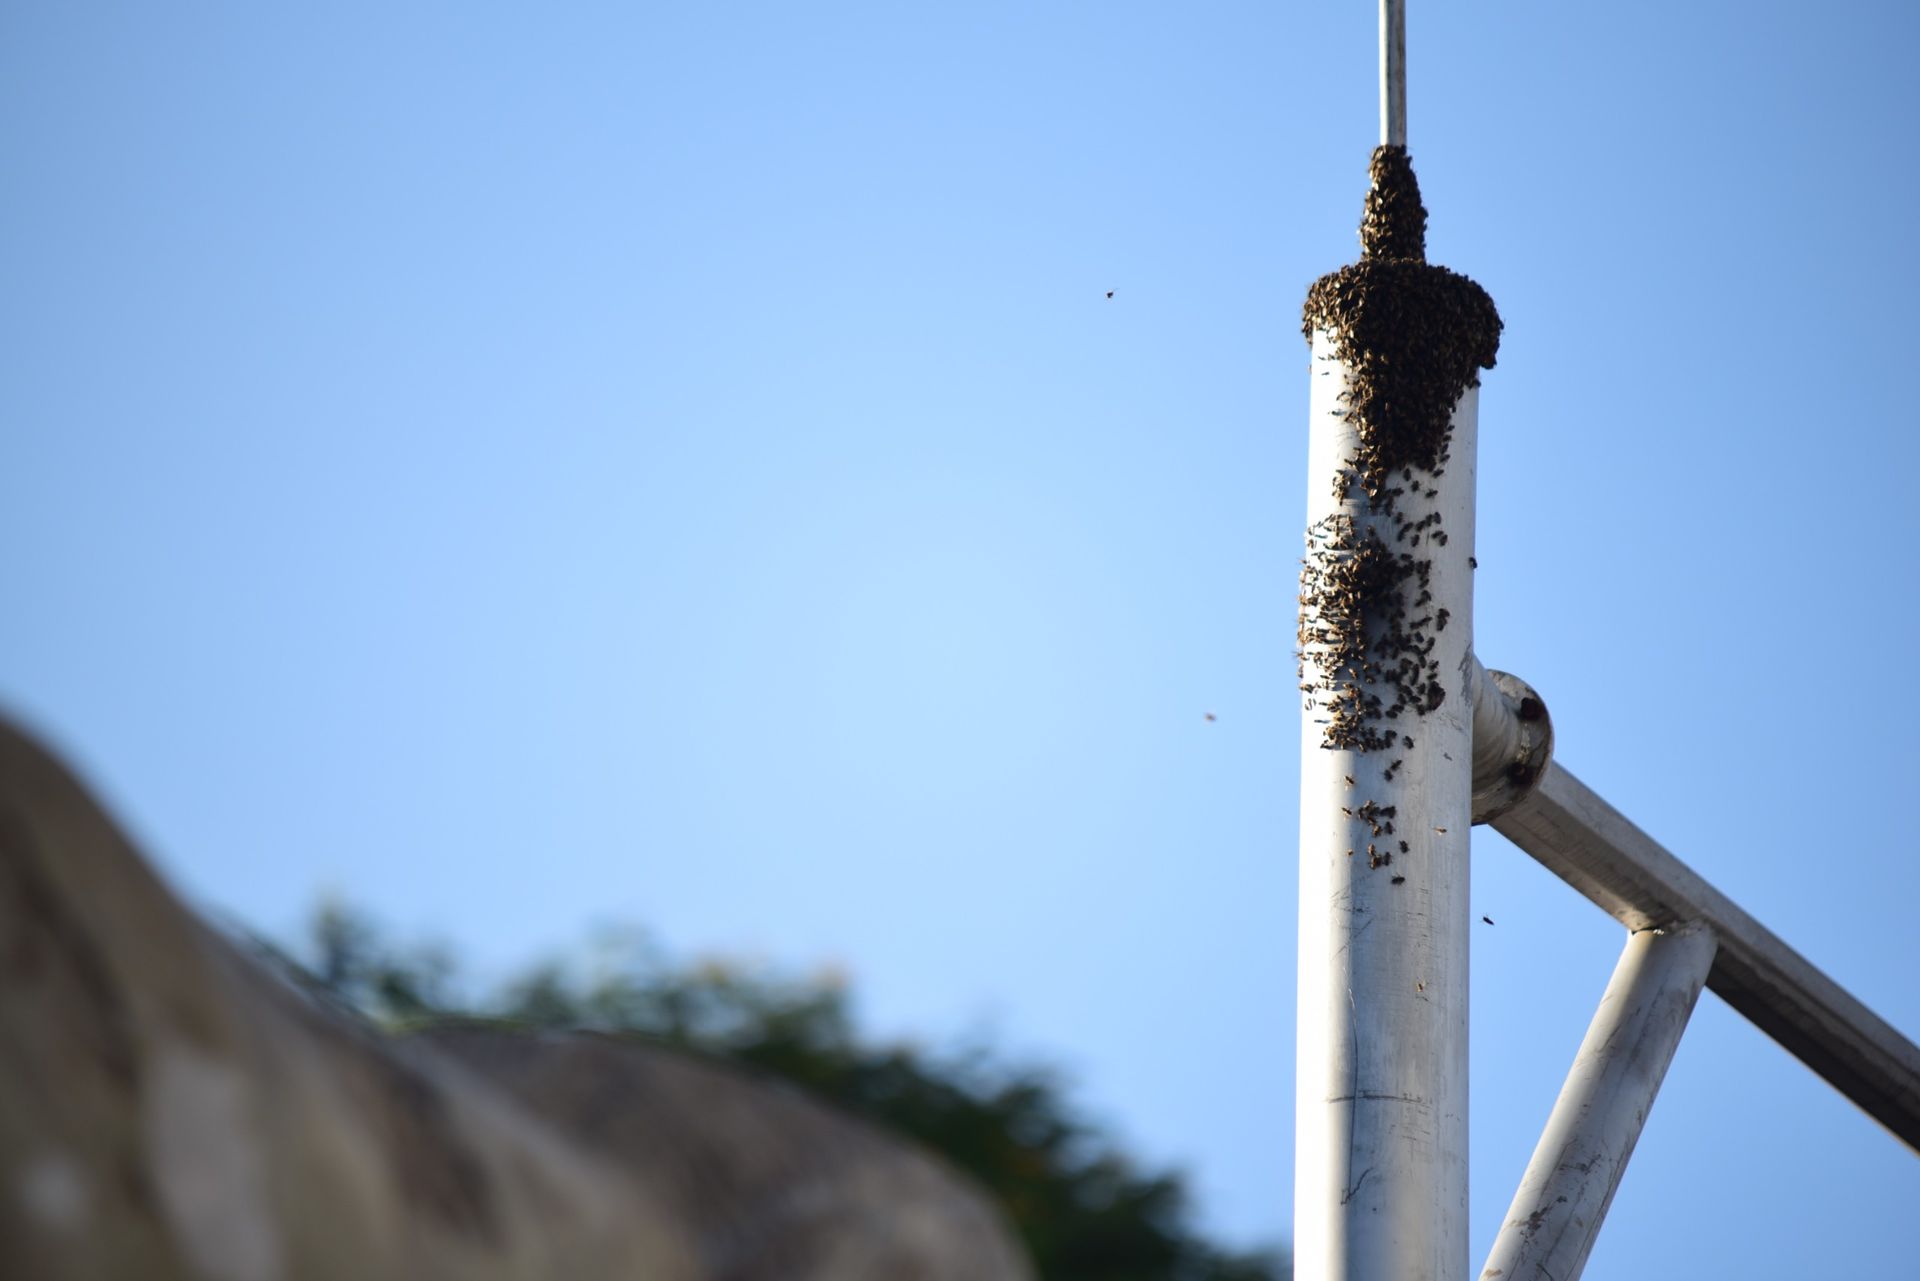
[1380,0,1407,147]
[1491,763,1920,1150]
[1294,330,1478,1281]
[1479,923,1719,1281]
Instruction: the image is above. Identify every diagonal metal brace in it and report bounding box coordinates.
[1493,763,1920,1151]
[1479,923,1718,1281]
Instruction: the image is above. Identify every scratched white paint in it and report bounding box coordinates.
[1294,330,1477,1281]
[144,1045,285,1281]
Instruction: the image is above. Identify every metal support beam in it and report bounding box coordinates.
[1492,763,1920,1150]
[1479,923,1719,1281]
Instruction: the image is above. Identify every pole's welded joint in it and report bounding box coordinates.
[1479,921,1719,1281]
[1467,657,1552,825]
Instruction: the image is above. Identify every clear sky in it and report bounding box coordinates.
[4,3,1917,1275]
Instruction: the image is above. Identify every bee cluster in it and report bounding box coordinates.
[1356,799,1400,868]
[1298,513,1444,750]
[1355,141,1428,264]
[1296,145,1502,757]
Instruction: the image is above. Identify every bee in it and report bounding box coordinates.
[1391,876,1406,885]
[1481,916,1494,925]
[1105,290,1115,299]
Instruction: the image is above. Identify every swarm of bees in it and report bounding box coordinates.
[1355,143,1428,262]
[1296,144,1502,762]
[1295,146,1502,884]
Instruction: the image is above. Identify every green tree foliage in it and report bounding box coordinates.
[288,904,1288,1281]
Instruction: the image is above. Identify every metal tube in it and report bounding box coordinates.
[1492,763,1920,1150]
[1381,0,1407,147]
[1479,923,1719,1281]
[1294,334,1477,1281]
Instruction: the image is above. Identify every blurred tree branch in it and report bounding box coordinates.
[286,904,1290,1281]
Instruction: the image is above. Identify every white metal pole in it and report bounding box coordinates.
[1294,352,1478,1281]
[1479,923,1719,1281]
[1295,13,1499,1275]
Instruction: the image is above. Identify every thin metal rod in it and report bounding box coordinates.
[1294,336,1476,1281]
[1381,0,1407,147]
[1492,763,1920,1151]
[1479,923,1719,1281]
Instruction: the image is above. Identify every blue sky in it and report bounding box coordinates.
[4,3,1917,1274]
